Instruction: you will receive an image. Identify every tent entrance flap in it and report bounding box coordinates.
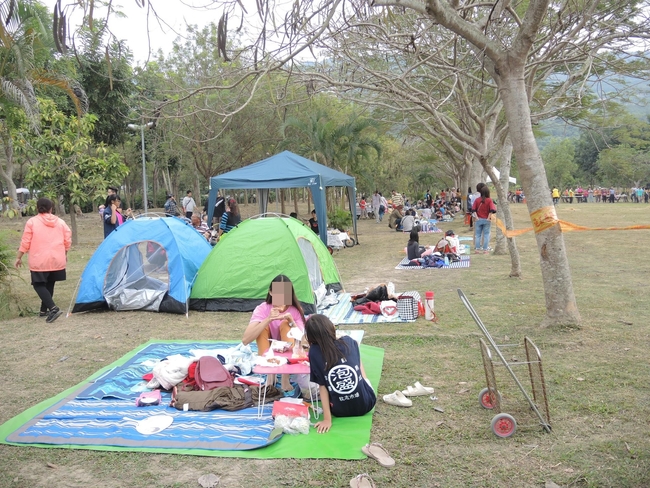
[297,237,324,291]
[103,242,170,311]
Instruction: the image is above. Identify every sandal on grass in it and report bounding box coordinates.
[350,473,376,488]
[382,390,412,407]
[402,381,435,397]
[362,442,395,468]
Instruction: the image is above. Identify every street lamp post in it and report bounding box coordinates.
[128,121,154,215]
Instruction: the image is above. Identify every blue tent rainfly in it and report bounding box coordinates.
[71,217,212,315]
[206,151,358,246]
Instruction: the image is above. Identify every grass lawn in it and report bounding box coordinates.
[0,201,649,487]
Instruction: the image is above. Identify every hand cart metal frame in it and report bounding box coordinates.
[458,289,552,438]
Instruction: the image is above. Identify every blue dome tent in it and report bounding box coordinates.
[71,217,212,315]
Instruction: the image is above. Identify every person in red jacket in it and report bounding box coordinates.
[15,198,72,323]
[471,186,497,254]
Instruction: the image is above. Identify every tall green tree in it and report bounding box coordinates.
[597,145,650,187]
[75,37,134,146]
[542,138,578,190]
[22,99,128,244]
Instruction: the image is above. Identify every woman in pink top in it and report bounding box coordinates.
[15,198,72,323]
[243,274,306,396]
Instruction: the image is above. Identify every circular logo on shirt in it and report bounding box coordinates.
[327,364,359,395]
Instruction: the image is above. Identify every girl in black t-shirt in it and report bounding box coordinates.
[407,228,433,260]
[305,314,376,434]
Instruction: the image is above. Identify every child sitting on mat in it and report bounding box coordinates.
[305,314,376,434]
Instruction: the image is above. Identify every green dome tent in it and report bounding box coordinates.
[189,216,343,314]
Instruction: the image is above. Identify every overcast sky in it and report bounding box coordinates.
[75,1,223,64]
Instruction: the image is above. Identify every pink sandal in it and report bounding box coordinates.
[350,473,376,488]
[362,442,395,467]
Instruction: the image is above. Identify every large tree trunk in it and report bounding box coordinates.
[0,123,19,211]
[68,200,78,246]
[460,160,472,212]
[494,142,511,254]
[490,141,521,277]
[499,69,579,326]
[468,158,484,194]
[194,172,201,211]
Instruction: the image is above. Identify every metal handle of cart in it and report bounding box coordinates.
[458,288,552,434]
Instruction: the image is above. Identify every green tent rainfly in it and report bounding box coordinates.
[189,217,343,314]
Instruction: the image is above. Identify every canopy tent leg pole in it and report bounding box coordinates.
[346,186,359,246]
[293,188,299,217]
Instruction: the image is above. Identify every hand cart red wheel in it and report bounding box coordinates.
[458,289,552,438]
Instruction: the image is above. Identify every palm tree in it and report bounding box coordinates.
[280,108,382,209]
[0,0,87,212]
[332,115,382,174]
[280,110,338,167]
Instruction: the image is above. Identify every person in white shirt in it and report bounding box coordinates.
[182,190,197,219]
[401,209,416,232]
[467,183,485,229]
[379,193,388,222]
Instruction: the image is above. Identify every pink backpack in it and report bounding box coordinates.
[195,356,234,390]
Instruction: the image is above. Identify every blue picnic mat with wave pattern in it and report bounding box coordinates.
[0,340,384,458]
[75,341,242,401]
[5,341,278,451]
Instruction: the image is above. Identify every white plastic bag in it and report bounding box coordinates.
[380,300,398,318]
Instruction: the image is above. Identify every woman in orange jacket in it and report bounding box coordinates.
[15,198,72,323]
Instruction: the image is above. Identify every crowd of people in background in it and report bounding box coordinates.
[514,186,650,205]
[96,180,650,250]
[358,183,499,255]
[100,186,228,245]
[359,188,463,230]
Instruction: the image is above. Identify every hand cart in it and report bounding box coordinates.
[457,289,552,438]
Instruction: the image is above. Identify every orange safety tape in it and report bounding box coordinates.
[495,205,650,238]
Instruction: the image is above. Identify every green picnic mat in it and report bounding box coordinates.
[0,339,384,459]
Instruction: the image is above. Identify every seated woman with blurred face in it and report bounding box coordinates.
[242,274,305,397]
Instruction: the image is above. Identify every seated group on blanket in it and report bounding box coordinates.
[405,228,461,267]
[242,274,376,434]
[152,274,376,434]
[392,201,460,232]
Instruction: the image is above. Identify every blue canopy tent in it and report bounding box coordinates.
[206,151,358,246]
[71,217,212,315]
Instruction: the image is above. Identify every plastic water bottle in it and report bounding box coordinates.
[444,254,450,266]
[425,291,435,320]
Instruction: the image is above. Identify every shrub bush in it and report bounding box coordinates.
[327,208,352,231]
[0,232,29,319]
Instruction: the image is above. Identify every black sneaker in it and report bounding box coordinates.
[39,311,48,317]
[46,306,63,323]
